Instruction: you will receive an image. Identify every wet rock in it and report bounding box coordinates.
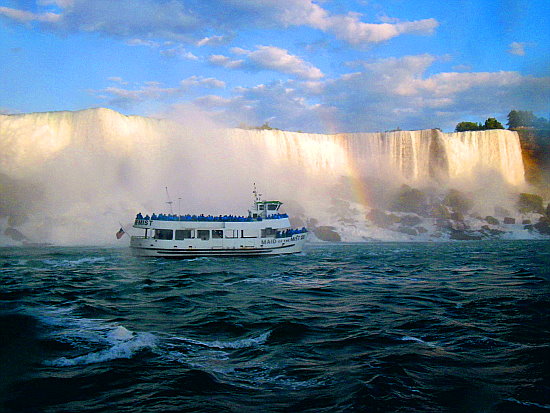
[450,229,482,240]
[4,227,29,242]
[400,215,422,226]
[480,225,505,237]
[390,185,428,215]
[503,217,516,224]
[416,226,428,234]
[431,204,452,219]
[517,193,544,214]
[485,216,500,225]
[443,189,473,214]
[450,211,464,222]
[313,226,341,242]
[436,218,452,229]
[397,226,418,236]
[451,220,468,231]
[534,217,550,235]
[522,219,531,225]
[367,209,397,228]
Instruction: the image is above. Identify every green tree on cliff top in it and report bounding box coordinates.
[507,110,536,129]
[455,121,481,132]
[455,118,504,132]
[483,117,504,130]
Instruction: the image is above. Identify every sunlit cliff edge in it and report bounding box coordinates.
[1,108,548,245]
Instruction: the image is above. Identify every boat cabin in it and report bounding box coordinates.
[249,200,282,219]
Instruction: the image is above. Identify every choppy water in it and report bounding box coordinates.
[1,241,549,412]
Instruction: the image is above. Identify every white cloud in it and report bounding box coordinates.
[125,38,160,48]
[275,1,438,45]
[192,55,550,132]
[209,55,244,69]
[93,75,225,107]
[508,41,528,56]
[107,77,128,85]
[209,46,323,80]
[0,0,438,46]
[159,44,200,60]
[194,80,330,131]
[180,76,226,89]
[0,6,60,23]
[196,35,231,47]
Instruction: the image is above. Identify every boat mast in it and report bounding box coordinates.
[253,182,262,203]
[165,186,174,214]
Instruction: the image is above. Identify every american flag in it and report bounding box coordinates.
[116,227,125,239]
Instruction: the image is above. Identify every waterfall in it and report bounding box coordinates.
[227,128,525,186]
[0,108,526,244]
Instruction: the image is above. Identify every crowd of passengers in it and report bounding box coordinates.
[135,212,289,222]
[276,228,308,237]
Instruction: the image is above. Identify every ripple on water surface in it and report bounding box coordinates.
[0,241,549,412]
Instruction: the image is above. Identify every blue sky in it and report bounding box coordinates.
[1,0,549,132]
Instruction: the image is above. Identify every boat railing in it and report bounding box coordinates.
[135,213,289,223]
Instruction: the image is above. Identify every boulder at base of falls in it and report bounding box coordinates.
[397,226,418,236]
[480,225,506,237]
[313,226,342,242]
[517,193,544,214]
[390,185,428,215]
[399,214,422,227]
[449,229,482,240]
[485,216,500,225]
[534,217,550,235]
[503,217,516,224]
[367,209,399,228]
[4,227,29,242]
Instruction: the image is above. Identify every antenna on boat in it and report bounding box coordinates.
[165,186,174,214]
[253,183,262,202]
[178,197,182,216]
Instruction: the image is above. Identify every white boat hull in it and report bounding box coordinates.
[130,234,306,258]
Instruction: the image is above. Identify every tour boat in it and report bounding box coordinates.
[130,190,307,258]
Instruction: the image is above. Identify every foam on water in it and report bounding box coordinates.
[173,331,271,349]
[400,335,436,347]
[42,257,107,267]
[48,331,156,366]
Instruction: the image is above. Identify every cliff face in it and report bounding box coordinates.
[0,108,534,244]
[516,129,550,189]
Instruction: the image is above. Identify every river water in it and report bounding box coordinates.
[1,241,549,412]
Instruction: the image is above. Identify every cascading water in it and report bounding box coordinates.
[228,128,524,186]
[0,108,527,244]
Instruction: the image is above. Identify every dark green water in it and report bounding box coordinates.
[1,241,549,412]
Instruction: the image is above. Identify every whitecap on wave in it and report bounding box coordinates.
[173,331,271,349]
[42,257,106,267]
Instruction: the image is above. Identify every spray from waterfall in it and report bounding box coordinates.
[0,108,527,245]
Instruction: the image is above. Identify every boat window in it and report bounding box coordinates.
[212,230,223,239]
[175,229,194,240]
[261,227,277,238]
[197,230,210,240]
[225,229,238,238]
[241,229,257,238]
[153,229,173,240]
[258,204,265,210]
[267,204,278,211]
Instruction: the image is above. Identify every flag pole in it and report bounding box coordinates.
[117,222,129,238]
